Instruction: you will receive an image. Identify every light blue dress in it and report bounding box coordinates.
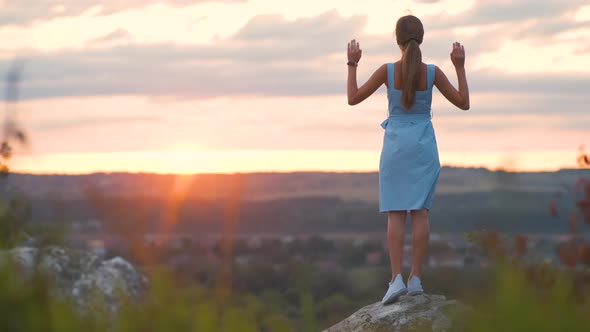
[379,63,440,212]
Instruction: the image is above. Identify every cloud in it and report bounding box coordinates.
[0,0,248,27]
[86,28,133,45]
[233,10,365,41]
[228,10,366,61]
[33,115,160,131]
[0,7,588,105]
[434,113,590,133]
[424,0,588,29]
[417,0,590,57]
[6,39,588,102]
[3,10,365,100]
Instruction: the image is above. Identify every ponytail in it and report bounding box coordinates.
[401,39,422,110]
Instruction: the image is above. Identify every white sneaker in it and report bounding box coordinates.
[407,276,424,296]
[382,274,407,305]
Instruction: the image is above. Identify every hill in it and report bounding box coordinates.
[1,167,588,235]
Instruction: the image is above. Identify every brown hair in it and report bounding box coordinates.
[395,15,424,110]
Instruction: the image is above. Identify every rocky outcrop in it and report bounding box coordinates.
[323,294,471,332]
[0,246,148,314]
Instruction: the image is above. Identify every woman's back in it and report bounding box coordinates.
[382,62,435,130]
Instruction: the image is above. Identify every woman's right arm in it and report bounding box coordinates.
[434,42,470,110]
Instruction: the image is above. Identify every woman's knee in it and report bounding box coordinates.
[410,209,429,219]
[387,211,407,223]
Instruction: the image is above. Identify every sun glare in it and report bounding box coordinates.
[161,174,196,235]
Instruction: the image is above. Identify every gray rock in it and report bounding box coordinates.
[0,246,148,315]
[323,294,471,332]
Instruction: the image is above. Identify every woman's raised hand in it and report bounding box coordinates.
[450,42,465,68]
[348,39,362,64]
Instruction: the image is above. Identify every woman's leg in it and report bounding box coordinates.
[409,209,430,280]
[387,211,407,281]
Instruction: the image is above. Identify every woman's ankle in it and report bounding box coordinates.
[391,272,402,282]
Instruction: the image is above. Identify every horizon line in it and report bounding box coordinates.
[8,164,589,177]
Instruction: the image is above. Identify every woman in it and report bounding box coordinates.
[346,14,470,304]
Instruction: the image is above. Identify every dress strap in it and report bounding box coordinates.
[387,63,395,91]
[427,64,435,89]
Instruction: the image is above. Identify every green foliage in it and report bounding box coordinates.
[0,259,303,332]
[0,259,105,332]
[0,195,66,250]
[468,264,590,332]
[0,64,30,248]
[0,197,32,249]
[316,293,353,327]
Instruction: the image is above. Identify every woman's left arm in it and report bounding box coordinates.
[347,39,387,105]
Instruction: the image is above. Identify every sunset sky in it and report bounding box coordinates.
[1,0,589,174]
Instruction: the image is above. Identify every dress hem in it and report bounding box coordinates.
[379,206,432,213]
